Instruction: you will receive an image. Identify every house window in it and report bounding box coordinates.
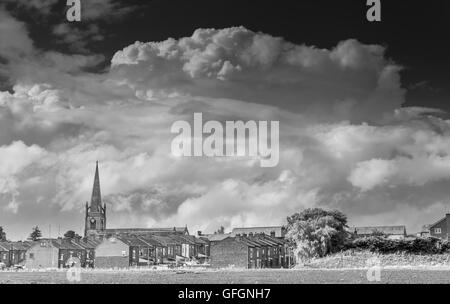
[434,228,442,234]
[121,250,127,257]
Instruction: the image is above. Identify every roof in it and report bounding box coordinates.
[429,217,447,229]
[75,238,102,249]
[10,241,32,250]
[231,226,286,238]
[136,236,164,247]
[117,236,150,247]
[142,235,177,246]
[351,226,407,236]
[176,235,207,245]
[105,227,188,236]
[201,234,232,242]
[0,242,11,251]
[27,239,86,250]
[262,234,287,245]
[90,161,102,211]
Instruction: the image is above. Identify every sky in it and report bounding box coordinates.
[0,0,449,240]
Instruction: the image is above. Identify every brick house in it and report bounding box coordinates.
[428,214,450,240]
[0,242,11,267]
[95,236,145,268]
[24,239,85,269]
[74,238,101,268]
[209,236,256,268]
[9,242,31,267]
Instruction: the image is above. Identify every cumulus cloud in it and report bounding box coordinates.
[111,27,405,123]
[0,141,47,213]
[1,26,450,240]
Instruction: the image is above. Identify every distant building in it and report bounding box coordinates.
[350,226,407,240]
[0,243,11,267]
[428,214,450,240]
[0,241,31,267]
[209,234,292,269]
[95,234,208,268]
[231,226,286,238]
[417,225,431,238]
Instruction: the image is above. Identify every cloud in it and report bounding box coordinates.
[4,0,58,15]
[0,9,34,59]
[348,159,397,191]
[111,27,405,123]
[81,0,138,21]
[53,23,104,53]
[1,26,450,239]
[0,141,47,213]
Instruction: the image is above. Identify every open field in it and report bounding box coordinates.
[2,268,450,284]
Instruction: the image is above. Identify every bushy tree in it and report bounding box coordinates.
[0,226,6,242]
[64,230,79,239]
[286,208,348,263]
[29,226,42,241]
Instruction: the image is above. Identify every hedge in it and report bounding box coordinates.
[343,236,450,255]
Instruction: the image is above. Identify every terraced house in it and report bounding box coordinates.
[208,234,293,269]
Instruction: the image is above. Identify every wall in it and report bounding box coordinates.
[25,244,59,269]
[210,238,248,268]
[95,238,130,268]
[95,256,129,268]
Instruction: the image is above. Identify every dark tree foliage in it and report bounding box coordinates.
[29,226,42,241]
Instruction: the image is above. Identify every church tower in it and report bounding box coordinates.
[84,161,106,238]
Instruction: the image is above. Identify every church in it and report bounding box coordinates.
[84,162,189,239]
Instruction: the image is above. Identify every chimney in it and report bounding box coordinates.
[197,231,202,237]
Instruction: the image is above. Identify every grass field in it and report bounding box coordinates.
[2,268,450,284]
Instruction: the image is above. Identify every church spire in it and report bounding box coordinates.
[90,161,102,211]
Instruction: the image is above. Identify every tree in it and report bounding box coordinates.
[64,230,79,239]
[286,208,348,263]
[29,226,42,241]
[0,226,6,242]
[214,226,225,234]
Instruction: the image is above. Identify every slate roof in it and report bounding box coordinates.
[105,227,188,235]
[117,236,150,247]
[75,238,102,249]
[0,242,11,251]
[10,241,32,250]
[136,236,164,247]
[428,215,450,229]
[201,234,232,242]
[28,239,85,250]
